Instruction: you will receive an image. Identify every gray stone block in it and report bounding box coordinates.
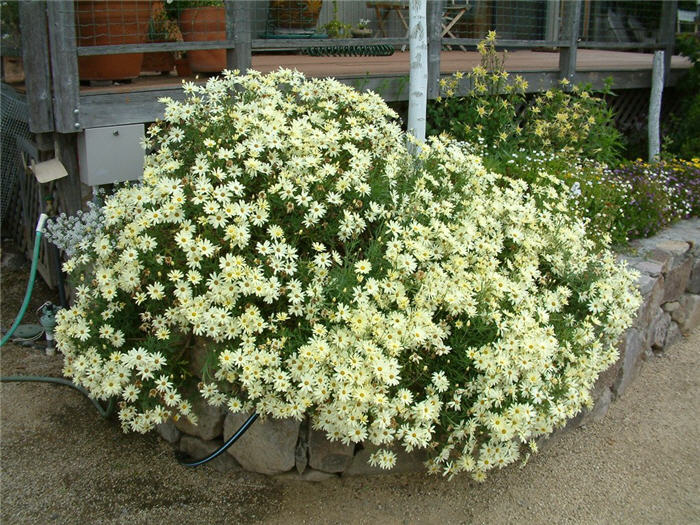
[613,328,645,398]
[634,275,665,330]
[634,260,664,277]
[224,412,300,475]
[678,294,700,334]
[593,347,623,401]
[688,259,700,294]
[662,301,681,313]
[156,419,181,444]
[186,337,211,379]
[636,273,658,297]
[647,308,671,350]
[587,387,613,423]
[307,428,354,473]
[295,422,308,474]
[663,258,693,303]
[174,394,225,441]
[645,248,673,273]
[343,444,427,476]
[664,322,682,348]
[655,240,691,267]
[179,435,241,473]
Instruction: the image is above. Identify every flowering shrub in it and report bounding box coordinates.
[427,33,623,167]
[51,69,641,480]
[500,152,700,247]
[427,31,528,163]
[600,158,700,240]
[522,80,623,166]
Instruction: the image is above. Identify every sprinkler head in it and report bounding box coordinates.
[37,302,61,356]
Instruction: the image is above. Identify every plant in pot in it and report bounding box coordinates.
[142,1,183,75]
[174,0,226,74]
[321,0,349,38]
[269,0,324,35]
[351,18,372,38]
[74,0,151,81]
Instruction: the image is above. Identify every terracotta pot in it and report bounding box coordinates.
[75,0,151,80]
[175,57,192,77]
[270,0,323,31]
[180,7,226,73]
[142,51,175,74]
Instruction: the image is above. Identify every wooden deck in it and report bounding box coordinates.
[58,49,691,129]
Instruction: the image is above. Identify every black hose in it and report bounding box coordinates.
[176,412,259,467]
[0,375,114,418]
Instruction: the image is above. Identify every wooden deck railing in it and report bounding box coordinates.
[18,0,679,134]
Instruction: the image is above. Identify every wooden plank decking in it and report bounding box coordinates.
[59,49,691,128]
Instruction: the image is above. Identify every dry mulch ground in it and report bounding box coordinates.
[1,240,699,524]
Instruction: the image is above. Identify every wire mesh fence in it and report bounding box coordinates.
[59,1,678,68]
[578,0,667,46]
[0,86,30,225]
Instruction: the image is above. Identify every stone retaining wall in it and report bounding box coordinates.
[157,219,700,479]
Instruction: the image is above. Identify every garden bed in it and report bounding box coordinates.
[155,219,700,480]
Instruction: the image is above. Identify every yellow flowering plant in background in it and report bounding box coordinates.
[50,69,641,480]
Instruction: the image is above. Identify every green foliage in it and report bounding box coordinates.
[0,1,20,54]
[522,80,623,167]
[501,152,700,248]
[427,34,624,168]
[665,33,700,160]
[427,32,527,164]
[323,0,351,38]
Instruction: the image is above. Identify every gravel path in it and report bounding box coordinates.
[1,252,699,524]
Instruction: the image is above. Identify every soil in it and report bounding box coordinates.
[1,239,699,524]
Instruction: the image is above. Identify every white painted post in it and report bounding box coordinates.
[407,0,428,146]
[648,50,664,161]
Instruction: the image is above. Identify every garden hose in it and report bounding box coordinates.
[0,213,113,419]
[0,376,114,418]
[303,44,394,57]
[2,214,255,465]
[177,412,259,467]
[0,214,47,348]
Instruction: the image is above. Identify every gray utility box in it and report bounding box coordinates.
[77,124,145,186]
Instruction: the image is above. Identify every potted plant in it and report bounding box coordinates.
[177,0,226,73]
[142,1,183,75]
[351,18,372,38]
[269,0,323,35]
[320,0,349,38]
[74,0,151,81]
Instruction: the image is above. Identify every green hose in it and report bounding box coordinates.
[1,214,114,419]
[1,214,47,348]
[0,376,114,418]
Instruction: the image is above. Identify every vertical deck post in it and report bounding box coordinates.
[558,0,581,87]
[427,0,443,100]
[407,0,428,144]
[659,0,677,86]
[19,0,54,133]
[648,51,664,161]
[46,1,80,133]
[227,0,252,73]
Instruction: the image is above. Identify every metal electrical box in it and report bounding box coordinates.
[77,124,145,186]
